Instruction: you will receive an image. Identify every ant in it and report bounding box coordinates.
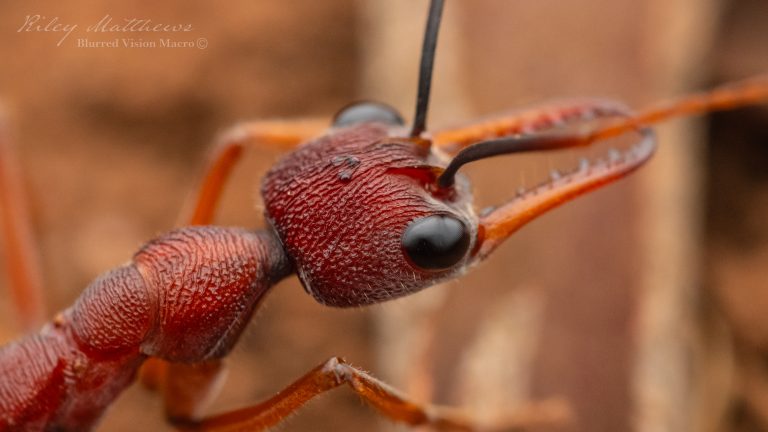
[1,1,768,430]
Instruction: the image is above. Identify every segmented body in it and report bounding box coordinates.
[0,227,289,431]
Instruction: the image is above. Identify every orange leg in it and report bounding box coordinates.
[175,357,570,432]
[433,74,768,156]
[138,118,327,417]
[594,74,768,142]
[184,119,328,225]
[0,106,45,331]
[432,98,632,155]
[164,361,229,422]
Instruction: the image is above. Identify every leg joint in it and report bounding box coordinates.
[321,356,352,385]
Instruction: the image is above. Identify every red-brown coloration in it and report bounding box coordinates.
[1,1,768,428]
[263,123,477,307]
[134,228,290,361]
[1,78,767,430]
[0,227,290,430]
[3,81,768,430]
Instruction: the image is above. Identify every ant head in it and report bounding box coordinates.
[262,107,479,306]
[262,0,475,307]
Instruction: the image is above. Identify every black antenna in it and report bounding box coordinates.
[410,0,445,138]
[437,134,586,188]
[436,128,657,188]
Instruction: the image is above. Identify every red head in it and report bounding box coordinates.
[262,109,478,306]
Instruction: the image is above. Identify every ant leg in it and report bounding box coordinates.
[432,98,632,156]
[163,361,228,421]
[0,106,45,330]
[588,74,768,142]
[139,118,326,411]
[175,357,570,432]
[433,74,768,156]
[185,119,328,225]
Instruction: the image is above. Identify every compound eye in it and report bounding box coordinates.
[333,101,404,127]
[402,215,470,270]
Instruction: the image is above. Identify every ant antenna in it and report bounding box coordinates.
[437,134,586,188]
[410,0,445,138]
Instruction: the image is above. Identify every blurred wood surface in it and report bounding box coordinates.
[0,1,766,432]
[704,1,768,431]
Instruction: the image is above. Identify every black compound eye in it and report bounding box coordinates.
[332,101,404,128]
[402,215,470,270]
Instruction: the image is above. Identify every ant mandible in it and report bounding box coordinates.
[2,1,768,431]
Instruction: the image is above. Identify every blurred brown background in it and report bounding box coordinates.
[0,1,767,431]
